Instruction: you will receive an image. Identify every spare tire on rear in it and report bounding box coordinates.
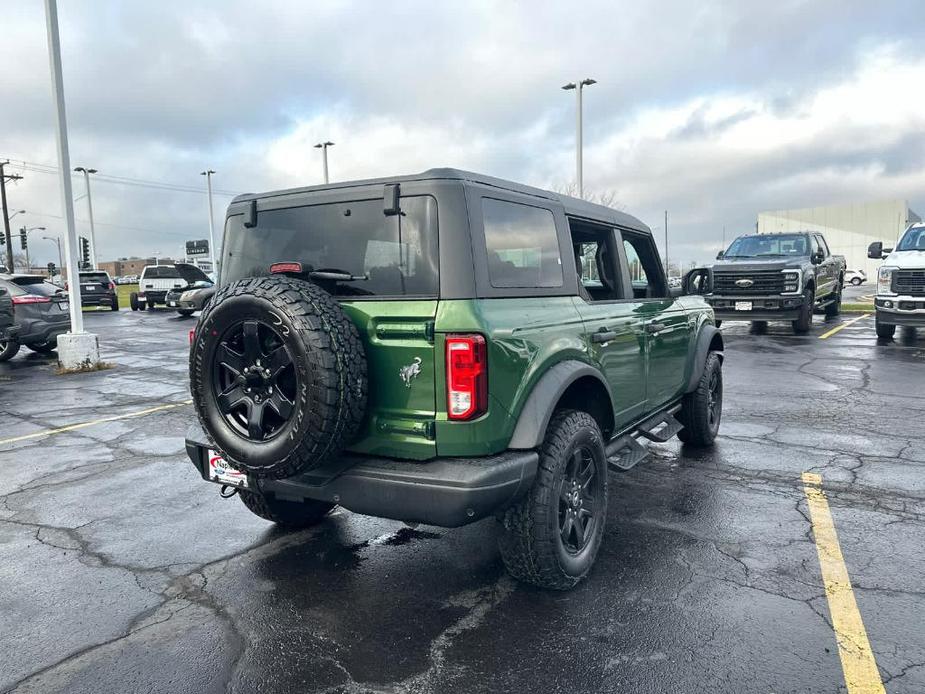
[190,276,367,479]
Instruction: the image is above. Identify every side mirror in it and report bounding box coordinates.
[682,268,711,296]
[812,251,824,264]
[715,250,725,260]
[867,241,891,259]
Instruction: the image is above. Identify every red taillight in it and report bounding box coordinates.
[270,262,302,274]
[446,334,487,420]
[108,283,115,290]
[189,329,196,345]
[12,295,51,305]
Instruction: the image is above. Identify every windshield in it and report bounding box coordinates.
[221,195,439,298]
[896,226,925,251]
[725,234,809,258]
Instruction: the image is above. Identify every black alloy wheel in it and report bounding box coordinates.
[558,446,601,554]
[707,367,721,430]
[212,319,298,441]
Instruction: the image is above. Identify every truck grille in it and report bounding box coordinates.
[893,270,925,296]
[712,270,785,295]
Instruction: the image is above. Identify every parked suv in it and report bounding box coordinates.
[0,285,14,345]
[869,223,925,338]
[707,231,845,333]
[185,169,724,589]
[73,270,118,311]
[0,274,70,361]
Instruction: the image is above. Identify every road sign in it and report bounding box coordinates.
[186,239,209,257]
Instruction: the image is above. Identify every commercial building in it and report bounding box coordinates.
[757,199,921,278]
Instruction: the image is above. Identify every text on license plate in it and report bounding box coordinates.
[208,450,249,488]
[734,301,753,311]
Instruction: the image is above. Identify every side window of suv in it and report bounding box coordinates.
[622,233,667,299]
[482,198,563,288]
[568,221,623,301]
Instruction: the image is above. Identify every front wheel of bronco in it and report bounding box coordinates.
[238,488,335,528]
[677,351,723,446]
[497,410,608,590]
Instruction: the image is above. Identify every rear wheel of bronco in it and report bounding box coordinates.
[677,351,722,446]
[238,488,335,528]
[191,276,367,480]
[497,410,608,590]
[792,287,814,334]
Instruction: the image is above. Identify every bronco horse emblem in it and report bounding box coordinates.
[399,357,422,388]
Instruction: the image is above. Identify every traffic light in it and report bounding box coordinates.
[19,228,27,250]
[47,262,56,276]
[79,236,90,269]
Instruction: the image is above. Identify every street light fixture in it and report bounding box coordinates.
[74,166,98,269]
[561,78,597,199]
[313,141,335,184]
[200,170,217,272]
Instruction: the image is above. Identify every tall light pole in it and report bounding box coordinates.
[200,169,216,271]
[45,0,98,366]
[2,209,25,272]
[22,226,46,269]
[43,235,64,276]
[74,166,98,269]
[314,141,334,184]
[561,78,596,199]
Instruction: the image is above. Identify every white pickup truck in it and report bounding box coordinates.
[868,223,925,339]
[130,264,204,311]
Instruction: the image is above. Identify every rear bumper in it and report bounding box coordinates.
[16,320,69,345]
[139,291,167,304]
[185,425,538,528]
[80,293,116,306]
[708,294,805,321]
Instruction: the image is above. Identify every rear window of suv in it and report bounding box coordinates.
[79,272,110,284]
[221,195,438,298]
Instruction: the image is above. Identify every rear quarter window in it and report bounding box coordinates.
[482,198,563,288]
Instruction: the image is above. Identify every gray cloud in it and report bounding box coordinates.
[1,1,924,265]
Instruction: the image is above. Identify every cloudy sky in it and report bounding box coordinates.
[2,0,924,267]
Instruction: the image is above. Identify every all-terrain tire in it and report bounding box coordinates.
[191,276,367,480]
[130,292,139,311]
[238,488,335,528]
[677,351,723,446]
[497,410,608,590]
[875,315,896,340]
[792,287,814,334]
[26,341,57,354]
[0,340,20,362]
[825,282,842,317]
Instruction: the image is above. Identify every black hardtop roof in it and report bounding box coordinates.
[231,167,650,234]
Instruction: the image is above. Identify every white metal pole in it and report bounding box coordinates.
[82,169,98,269]
[205,171,216,270]
[322,146,329,184]
[44,0,83,334]
[576,83,583,199]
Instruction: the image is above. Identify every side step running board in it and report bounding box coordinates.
[635,410,684,443]
[605,435,649,472]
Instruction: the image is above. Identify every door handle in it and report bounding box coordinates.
[645,323,667,334]
[591,329,617,343]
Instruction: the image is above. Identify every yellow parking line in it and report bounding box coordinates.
[819,314,870,340]
[801,473,885,694]
[0,400,192,447]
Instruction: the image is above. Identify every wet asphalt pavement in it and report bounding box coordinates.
[1,307,924,693]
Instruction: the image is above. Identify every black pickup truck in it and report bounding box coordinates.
[701,231,845,334]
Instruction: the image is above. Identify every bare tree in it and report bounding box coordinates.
[552,182,624,210]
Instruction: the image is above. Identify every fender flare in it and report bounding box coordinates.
[686,324,724,393]
[508,360,613,450]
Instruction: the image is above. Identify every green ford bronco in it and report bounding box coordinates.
[186,168,724,589]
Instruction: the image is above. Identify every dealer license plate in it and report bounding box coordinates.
[168,301,177,307]
[734,301,753,311]
[207,450,249,489]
